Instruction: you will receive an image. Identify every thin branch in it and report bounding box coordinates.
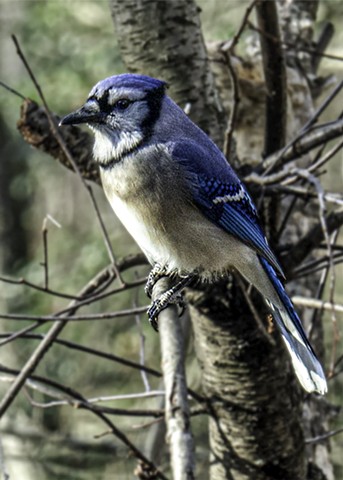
[301,80,343,133]
[11,34,123,284]
[0,79,26,100]
[0,259,127,418]
[220,0,257,158]
[305,427,343,445]
[234,274,275,346]
[0,323,68,418]
[0,275,82,301]
[221,51,240,160]
[0,333,162,378]
[256,0,287,156]
[41,217,49,289]
[224,0,258,53]
[0,306,148,323]
[0,365,168,480]
[282,208,343,275]
[292,251,343,280]
[255,117,343,174]
[291,296,343,314]
[134,288,151,392]
[153,277,196,479]
[0,254,147,346]
[263,184,343,207]
[248,20,343,63]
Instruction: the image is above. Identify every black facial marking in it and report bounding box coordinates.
[89,91,112,114]
[141,85,165,140]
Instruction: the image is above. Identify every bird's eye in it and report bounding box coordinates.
[115,99,131,110]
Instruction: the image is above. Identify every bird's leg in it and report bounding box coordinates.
[147,274,194,331]
[145,263,168,298]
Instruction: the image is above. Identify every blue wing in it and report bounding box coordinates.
[172,140,284,278]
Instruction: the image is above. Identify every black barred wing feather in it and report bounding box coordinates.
[195,177,284,278]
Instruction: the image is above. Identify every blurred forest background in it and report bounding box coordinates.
[0,1,342,479]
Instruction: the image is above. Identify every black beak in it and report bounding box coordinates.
[59,105,102,127]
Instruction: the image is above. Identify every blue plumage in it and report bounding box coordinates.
[172,140,284,277]
[60,73,327,395]
[91,73,167,95]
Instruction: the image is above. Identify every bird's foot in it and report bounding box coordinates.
[145,264,168,299]
[147,275,193,331]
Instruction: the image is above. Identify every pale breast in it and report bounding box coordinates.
[99,145,253,278]
[102,185,171,265]
[99,146,177,266]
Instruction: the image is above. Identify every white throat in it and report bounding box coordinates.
[91,128,143,165]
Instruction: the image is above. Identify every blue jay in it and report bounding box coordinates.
[60,74,327,395]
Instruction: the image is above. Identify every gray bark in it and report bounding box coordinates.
[110,0,226,148]
[108,1,335,479]
[154,278,195,480]
[11,0,337,478]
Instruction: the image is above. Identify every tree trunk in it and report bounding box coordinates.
[108,1,319,479]
[110,0,226,147]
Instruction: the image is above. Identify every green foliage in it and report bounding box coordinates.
[13,1,124,111]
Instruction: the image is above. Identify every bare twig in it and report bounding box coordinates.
[248,20,343,63]
[0,365,168,480]
[11,35,123,285]
[41,218,49,289]
[305,427,343,444]
[254,118,343,174]
[152,277,195,479]
[0,79,26,100]
[234,274,275,346]
[0,259,127,418]
[292,251,343,280]
[292,169,339,372]
[0,333,162,378]
[256,0,287,156]
[291,296,343,314]
[0,254,147,347]
[221,51,240,160]
[134,288,151,392]
[220,0,257,158]
[0,306,148,323]
[223,0,258,53]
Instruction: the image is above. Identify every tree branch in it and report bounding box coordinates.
[152,278,195,480]
[256,0,287,156]
[17,98,98,183]
[282,208,343,276]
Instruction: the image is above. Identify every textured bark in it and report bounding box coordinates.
[277,3,333,479]
[17,99,98,184]
[13,0,336,478]
[110,0,226,148]
[256,0,287,158]
[107,1,332,479]
[154,278,195,480]
[187,283,306,480]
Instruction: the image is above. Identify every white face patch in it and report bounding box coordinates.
[89,85,146,105]
[91,127,143,164]
[107,87,145,105]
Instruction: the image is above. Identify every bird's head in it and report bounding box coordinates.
[60,74,167,166]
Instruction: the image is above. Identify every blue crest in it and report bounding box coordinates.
[91,74,167,97]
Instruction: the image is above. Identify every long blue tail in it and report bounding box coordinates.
[259,256,327,394]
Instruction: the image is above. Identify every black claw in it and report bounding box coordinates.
[146,274,194,331]
[145,264,167,299]
[147,302,163,332]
